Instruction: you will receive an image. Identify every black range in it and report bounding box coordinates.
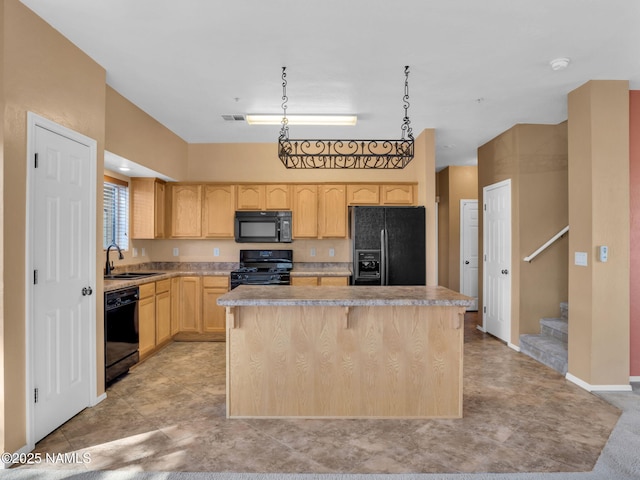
[230,249,293,289]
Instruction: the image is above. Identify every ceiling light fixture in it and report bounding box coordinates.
[247,114,357,126]
[277,66,414,169]
[549,57,571,71]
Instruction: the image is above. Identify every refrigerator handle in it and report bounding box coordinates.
[380,229,386,286]
[383,228,390,285]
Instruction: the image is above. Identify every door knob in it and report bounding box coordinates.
[82,286,93,296]
[501,269,509,275]
[465,260,470,265]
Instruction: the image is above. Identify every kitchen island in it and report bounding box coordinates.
[217,285,474,419]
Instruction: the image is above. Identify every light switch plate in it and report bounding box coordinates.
[329,248,335,257]
[173,247,179,257]
[132,247,138,258]
[213,247,220,257]
[575,251,588,267]
[141,247,146,257]
[310,248,316,257]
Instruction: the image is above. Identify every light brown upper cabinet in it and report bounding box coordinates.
[202,184,235,238]
[292,184,318,238]
[236,184,265,210]
[318,184,347,238]
[265,184,291,210]
[347,184,380,205]
[381,184,415,205]
[170,184,202,237]
[131,177,166,239]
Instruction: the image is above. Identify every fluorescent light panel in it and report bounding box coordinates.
[246,114,357,126]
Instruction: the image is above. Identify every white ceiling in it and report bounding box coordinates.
[19,0,640,170]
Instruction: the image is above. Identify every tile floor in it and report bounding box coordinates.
[22,313,621,474]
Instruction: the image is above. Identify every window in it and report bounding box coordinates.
[103,175,129,250]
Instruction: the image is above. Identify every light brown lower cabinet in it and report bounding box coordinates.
[291,276,349,286]
[138,282,157,359]
[173,275,228,341]
[155,279,172,346]
[202,276,229,335]
[177,276,202,333]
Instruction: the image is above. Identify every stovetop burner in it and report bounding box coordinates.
[230,249,293,289]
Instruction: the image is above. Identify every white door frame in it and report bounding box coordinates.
[459,199,478,310]
[25,112,101,451]
[482,178,512,344]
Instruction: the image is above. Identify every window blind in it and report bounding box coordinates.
[103,177,129,250]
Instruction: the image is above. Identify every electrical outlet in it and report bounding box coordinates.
[310,247,316,257]
[173,247,179,257]
[132,247,138,258]
[141,247,146,257]
[329,248,335,257]
[214,247,220,257]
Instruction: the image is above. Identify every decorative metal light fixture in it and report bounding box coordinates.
[278,66,414,169]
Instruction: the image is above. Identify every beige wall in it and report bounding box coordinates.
[437,166,478,291]
[105,87,188,181]
[478,123,568,344]
[0,0,5,457]
[567,81,630,386]
[2,0,106,452]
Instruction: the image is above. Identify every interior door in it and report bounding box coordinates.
[31,123,94,442]
[460,200,479,310]
[483,180,511,343]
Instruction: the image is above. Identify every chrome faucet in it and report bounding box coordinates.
[105,243,124,275]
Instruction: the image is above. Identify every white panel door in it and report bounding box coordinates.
[32,125,93,442]
[483,180,511,343]
[460,200,479,311]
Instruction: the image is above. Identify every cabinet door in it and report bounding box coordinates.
[265,184,291,210]
[291,276,318,286]
[319,276,349,286]
[203,184,235,237]
[170,277,181,336]
[381,184,415,205]
[155,290,172,345]
[179,276,202,332]
[236,185,265,210]
[202,277,229,334]
[319,184,347,238]
[171,184,202,237]
[154,181,166,238]
[131,177,157,239]
[347,184,380,205]
[138,296,156,358]
[292,185,318,238]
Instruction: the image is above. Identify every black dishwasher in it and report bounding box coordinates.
[105,286,139,386]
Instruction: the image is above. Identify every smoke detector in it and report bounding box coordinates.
[549,57,571,71]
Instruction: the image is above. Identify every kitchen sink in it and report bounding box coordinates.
[104,272,162,280]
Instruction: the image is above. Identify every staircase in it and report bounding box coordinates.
[520,302,568,375]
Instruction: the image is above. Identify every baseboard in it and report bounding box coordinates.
[566,372,633,392]
[1,443,32,469]
[476,325,486,333]
[91,391,107,407]
[630,376,640,383]
[508,342,520,352]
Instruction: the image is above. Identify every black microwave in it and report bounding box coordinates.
[234,211,292,243]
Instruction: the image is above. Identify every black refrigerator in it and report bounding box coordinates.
[350,206,426,285]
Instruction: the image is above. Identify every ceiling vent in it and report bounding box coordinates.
[222,114,246,122]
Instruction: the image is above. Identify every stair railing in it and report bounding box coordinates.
[523,226,569,263]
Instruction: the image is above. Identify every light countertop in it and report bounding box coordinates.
[102,262,352,292]
[217,285,474,307]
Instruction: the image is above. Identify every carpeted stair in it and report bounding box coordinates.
[520,302,568,375]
